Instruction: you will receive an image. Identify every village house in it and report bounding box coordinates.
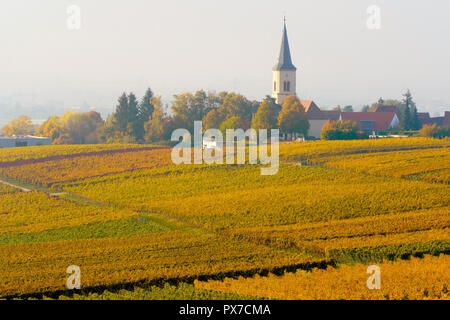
[340,112,400,135]
[301,100,340,138]
[417,111,450,128]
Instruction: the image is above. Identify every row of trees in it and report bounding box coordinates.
[25,90,310,145]
[3,87,432,144]
[105,90,310,143]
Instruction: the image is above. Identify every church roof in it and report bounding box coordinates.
[273,22,297,71]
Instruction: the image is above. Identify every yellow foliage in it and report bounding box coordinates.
[196,255,450,300]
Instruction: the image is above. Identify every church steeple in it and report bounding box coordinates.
[272,18,297,105]
[273,20,296,71]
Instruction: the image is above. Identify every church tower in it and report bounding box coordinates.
[272,20,297,105]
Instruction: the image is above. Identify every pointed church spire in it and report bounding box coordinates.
[273,19,296,71]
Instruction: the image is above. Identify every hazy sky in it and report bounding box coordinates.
[1,0,449,118]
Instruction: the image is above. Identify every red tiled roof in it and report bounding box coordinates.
[322,110,341,121]
[301,100,328,120]
[341,112,397,131]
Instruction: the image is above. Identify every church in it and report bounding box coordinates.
[271,21,340,138]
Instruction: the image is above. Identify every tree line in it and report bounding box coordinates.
[2,88,446,144]
[6,89,309,144]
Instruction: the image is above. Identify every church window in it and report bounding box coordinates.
[274,81,277,91]
[283,81,291,92]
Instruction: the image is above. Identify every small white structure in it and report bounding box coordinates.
[202,138,219,150]
[0,135,51,148]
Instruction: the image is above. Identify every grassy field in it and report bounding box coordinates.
[0,138,448,299]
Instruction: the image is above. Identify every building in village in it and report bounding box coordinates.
[0,135,51,148]
[340,112,400,135]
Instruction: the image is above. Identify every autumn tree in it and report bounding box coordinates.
[37,111,104,144]
[277,95,309,137]
[144,96,170,143]
[219,93,253,128]
[321,120,363,140]
[203,108,224,130]
[172,90,218,133]
[2,116,35,135]
[251,97,279,130]
[419,124,450,138]
[219,116,244,134]
[36,116,63,140]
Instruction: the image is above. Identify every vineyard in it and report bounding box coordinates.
[0,138,448,300]
[195,254,450,300]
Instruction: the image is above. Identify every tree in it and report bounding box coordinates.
[219,116,244,134]
[172,90,217,133]
[251,97,278,130]
[321,120,364,140]
[400,104,411,131]
[64,113,92,144]
[144,96,169,143]
[410,104,420,130]
[36,116,63,140]
[1,116,35,135]
[203,108,224,130]
[38,111,104,144]
[400,89,413,131]
[138,88,155,122]
[361,105,370,112]
[218,93,253,130]
[419,124,449,139]
[112,92,140,140]
[137,88,155,139]
[277,95,309,137]
[114,93,131,132]
[419,124,438,138]
[127,92,139,138]
[342,105,353,112]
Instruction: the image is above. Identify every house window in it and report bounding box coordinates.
[274,81,277,91]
